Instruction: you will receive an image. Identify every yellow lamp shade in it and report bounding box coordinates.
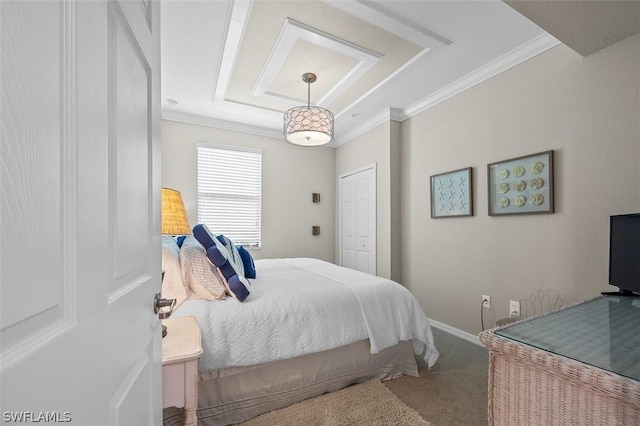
[161,187,191,235]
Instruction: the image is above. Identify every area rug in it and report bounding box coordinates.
[239,379,432,426]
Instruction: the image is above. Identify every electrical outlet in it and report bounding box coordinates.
[482,295,491,309]
[509,300,520,317]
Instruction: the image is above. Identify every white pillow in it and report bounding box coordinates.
[161,237,188,308]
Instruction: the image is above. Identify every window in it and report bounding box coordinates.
[197,144,262,248]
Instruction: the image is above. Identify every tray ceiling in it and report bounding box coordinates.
[161,0,558,146]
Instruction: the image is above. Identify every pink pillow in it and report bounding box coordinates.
[179,236,227,300]
[161,237,188,308]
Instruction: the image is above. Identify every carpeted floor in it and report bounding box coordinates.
[242,327,488,426]
[240,379,431,426]
[168,327,488,425]
[384,326,489,425]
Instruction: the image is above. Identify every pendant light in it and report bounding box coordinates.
[283,73,334,146]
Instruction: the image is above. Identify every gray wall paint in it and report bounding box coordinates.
[161,120,336,262]
[162,33,639,337]
[335,120,401,280]
[400,36,640,334]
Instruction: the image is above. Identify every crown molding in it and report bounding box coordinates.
[165,33,559,148]
[333,108,401,147]
[400,33,559,121]
[336,33,558,146]
[162,110,283,140]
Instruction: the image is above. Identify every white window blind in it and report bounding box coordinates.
[197,145,262,247]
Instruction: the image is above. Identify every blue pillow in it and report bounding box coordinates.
[193,224,250,301]
[237,246,256,279]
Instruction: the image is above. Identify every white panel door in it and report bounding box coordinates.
[341,176,357,270]
[340,165,376,275]
[0,1,162,424]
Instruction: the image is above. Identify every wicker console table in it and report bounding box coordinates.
[479,296,640,425]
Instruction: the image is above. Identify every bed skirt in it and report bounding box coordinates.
[163,339,418,425]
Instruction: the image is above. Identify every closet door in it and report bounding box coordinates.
[340,165,376,275]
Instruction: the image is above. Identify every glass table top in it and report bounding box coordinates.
[496,295,640,381]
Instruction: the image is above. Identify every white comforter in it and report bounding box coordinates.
[173,258,439,371]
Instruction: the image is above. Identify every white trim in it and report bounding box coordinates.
[332,108,401,147]
[338,162,377,180]
[214,0,253,103]
[254,18,382,106]
[162,110,283,140]
[61,0,78,326]
[428,318,484,347]
[333,47,433,122]
[164,33,559,148]
[338,163,377,275]
[324,0,451,48]
[197,141,263,155]
[332,34,559,147]
[400,33,559,121]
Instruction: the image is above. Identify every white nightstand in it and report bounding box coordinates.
[162,316,203,426]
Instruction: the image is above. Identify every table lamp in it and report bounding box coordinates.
[162,187,191,236]
[158,187,192,337]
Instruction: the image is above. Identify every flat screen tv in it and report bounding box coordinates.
[605,213,640,296]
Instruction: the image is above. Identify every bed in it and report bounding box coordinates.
[161,229,439,425]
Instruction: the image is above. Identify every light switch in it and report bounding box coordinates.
[312,193,320,203]
[312,226,320,235]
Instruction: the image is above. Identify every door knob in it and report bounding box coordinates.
[154,293,176,319]
[155,293,176,338]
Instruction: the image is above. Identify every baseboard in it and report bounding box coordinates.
[428,318,483,347]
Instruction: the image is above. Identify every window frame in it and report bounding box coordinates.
[196,143,262,248]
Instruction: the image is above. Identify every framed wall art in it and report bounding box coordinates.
[488,150,554,216]
[430,167,473,218]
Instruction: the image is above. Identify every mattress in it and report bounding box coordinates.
[172,258,439,372]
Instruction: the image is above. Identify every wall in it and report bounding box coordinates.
[400,35,640,335]
[335,118,401,281]
[161,120,336,261]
